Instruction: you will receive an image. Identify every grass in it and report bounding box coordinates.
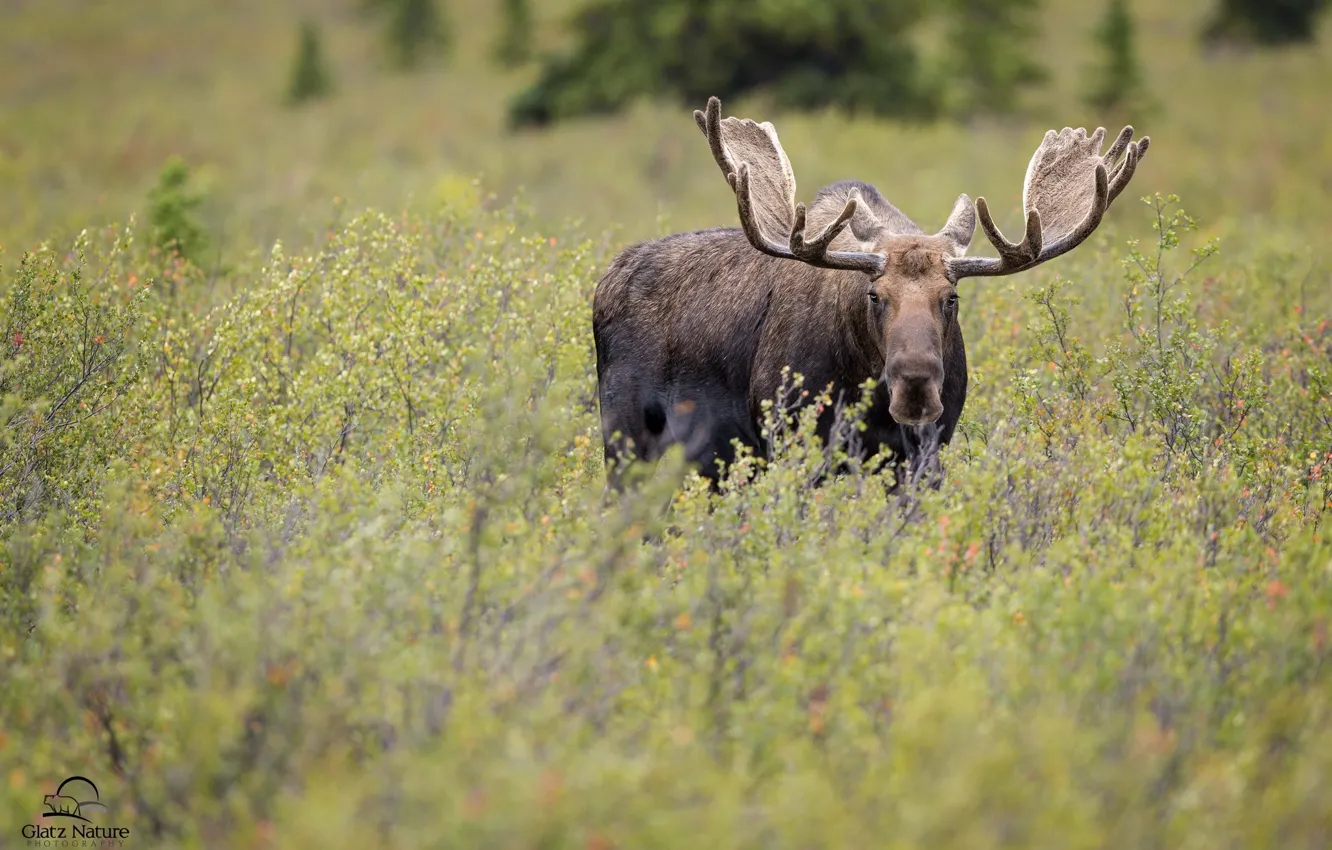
[1,0,1331,847]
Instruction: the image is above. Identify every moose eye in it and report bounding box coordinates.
[945,294,959,311]
[867,290,880,303]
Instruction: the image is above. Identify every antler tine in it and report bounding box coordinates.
[694,97,735,183]
[975,197,1042,266]
[1108,136,1149,204]
[696,96,887,279]
[948,122,1150,281]
[1104,125,1134,170]
[791,193,859,259]
[787,190,886,277]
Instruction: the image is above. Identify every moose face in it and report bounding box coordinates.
[867,235,964,426]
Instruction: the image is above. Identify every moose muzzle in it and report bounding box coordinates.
[886,353,945,425]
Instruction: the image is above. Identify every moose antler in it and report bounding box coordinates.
[947,124,1150,280]
[694,97,888,279]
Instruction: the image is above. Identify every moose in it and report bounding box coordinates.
[593,97,1150,487]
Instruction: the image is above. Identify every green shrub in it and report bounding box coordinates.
[1,193,1330,847]
[0,226,152,532]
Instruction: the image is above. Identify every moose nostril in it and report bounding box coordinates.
[888,355,944,386]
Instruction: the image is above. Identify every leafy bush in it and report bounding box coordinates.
[1,192,1330,847]
[0,227,152,531]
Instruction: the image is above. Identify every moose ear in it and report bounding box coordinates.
[936,194,976,256]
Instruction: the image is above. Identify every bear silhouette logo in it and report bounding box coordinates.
[40,776,108,823]
[43,794,80,815]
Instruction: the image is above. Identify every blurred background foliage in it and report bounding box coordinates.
[507,0,1054,128]
[1203,0,1330,46]
[508,0,949,128]
[2,0,1332,847]
[2,0,1330,262]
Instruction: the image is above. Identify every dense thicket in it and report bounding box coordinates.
[3,1,1332,844]
[508,0,1046,128]
[2,191,1330,846]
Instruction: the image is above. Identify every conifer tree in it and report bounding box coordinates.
[1084,0,1151,118]
[287,21,333,105]
[147,157,209,264]
[369,0,451,69]
[941,0,1047,117]
[494,0,533,68]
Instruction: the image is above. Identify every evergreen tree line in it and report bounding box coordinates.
[509,0,1042,128]
[506,0,1143,129]
[282,0,1327,122]
[507,0,1325,128]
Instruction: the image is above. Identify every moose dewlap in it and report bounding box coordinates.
[592,96,1150,488]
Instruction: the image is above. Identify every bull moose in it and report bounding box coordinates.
[593,97,1150,487]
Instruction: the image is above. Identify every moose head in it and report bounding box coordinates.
[694,97,1149,428]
